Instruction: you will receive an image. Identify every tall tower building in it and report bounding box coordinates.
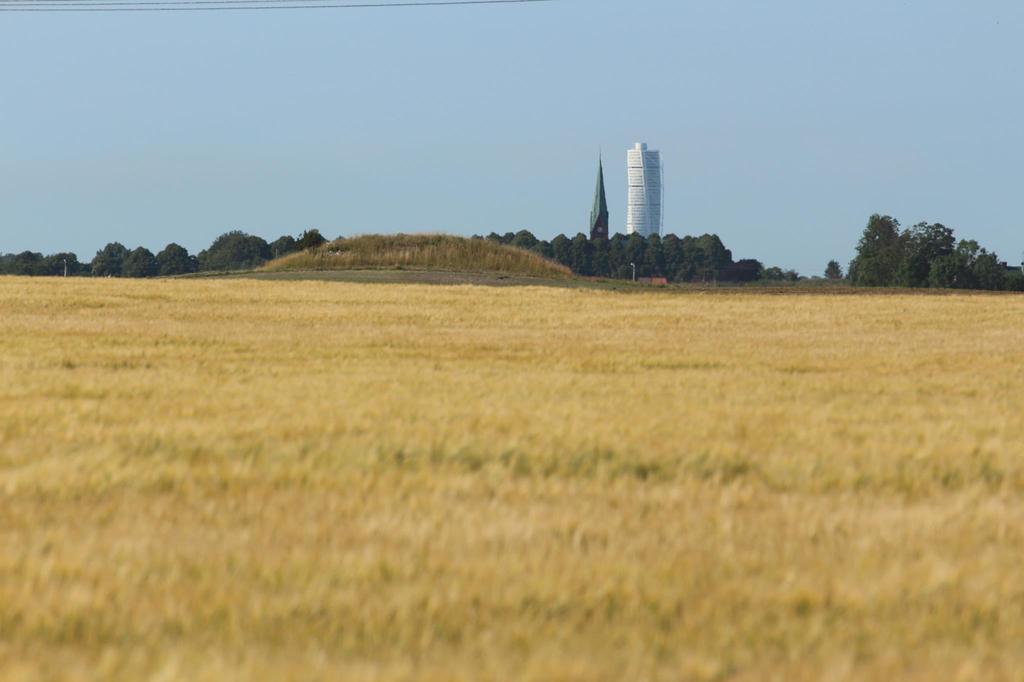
[589,156,609,241]
[626,142,663,237]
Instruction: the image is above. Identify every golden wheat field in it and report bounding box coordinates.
[2,277,1024,681]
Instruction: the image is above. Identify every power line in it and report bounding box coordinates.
[0,0,554,11]
[0,0,541,3]
[0,0,480,5]
[0,0,377,4]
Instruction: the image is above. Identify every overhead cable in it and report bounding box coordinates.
[0,0,554,12]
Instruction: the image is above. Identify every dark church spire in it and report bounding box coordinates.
[589,155,609,241]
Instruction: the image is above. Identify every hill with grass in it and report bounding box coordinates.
[261,234,572,279]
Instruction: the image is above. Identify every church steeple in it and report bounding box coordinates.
[589,155,609,241]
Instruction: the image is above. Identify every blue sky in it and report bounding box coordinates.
[1,0,1022,274]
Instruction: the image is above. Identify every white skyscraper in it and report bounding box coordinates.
[626,142,663,237]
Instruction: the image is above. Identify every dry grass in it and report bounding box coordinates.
[262,234,571,279]
[1,277,1024,681]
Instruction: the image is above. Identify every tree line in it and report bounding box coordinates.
[0,229,327,278]
[3,216,1020,290]
[1,227,789,283]
[848,215,1024,291]
[476,231,792,283]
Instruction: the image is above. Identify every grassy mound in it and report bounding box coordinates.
[262,234,571,279]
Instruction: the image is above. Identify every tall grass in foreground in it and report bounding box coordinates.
[263,233,572,278]
[2,278,1024,681]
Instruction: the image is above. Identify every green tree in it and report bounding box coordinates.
[156,243,198,276]
[897,222,955,287]
[510,230,539,251]
[569,233,593,276]
[590,238,611,277]
[624,233,646,276]
[972,248,1007,291]
[123,247,159,278]
[928,253,967,289]
[10,251,45,276]
[530,240,554,260]
[43,253,83,276]
[662,234,684,280]
[825,260,844,280]
[849,215,904,287]
[296,229,327,251]
[728,259,764,283]
[642,235,665,277]
[694,234,732,270]
[198,231,271,272]
[927,240,984,289]
[91,242,129,277]
[608,234,629,279]
[269,235,297,259]
[676,236,703,282]
[550,234,571,267]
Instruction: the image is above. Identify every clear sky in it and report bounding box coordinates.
[1,0,1022,274]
